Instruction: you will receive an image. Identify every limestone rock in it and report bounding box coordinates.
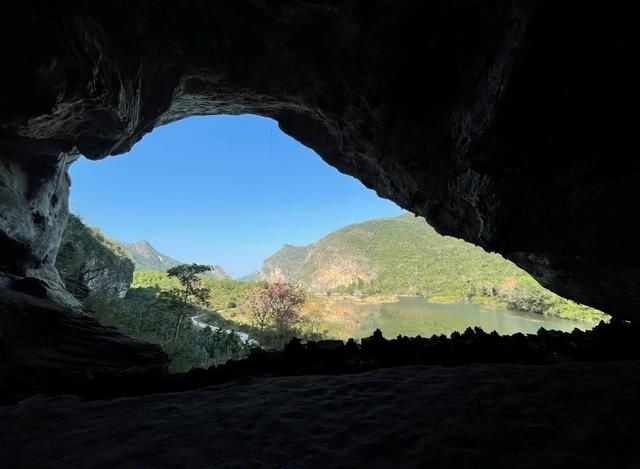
[0,0,637,389]
[0,288,168,398]
[56,215,134,300]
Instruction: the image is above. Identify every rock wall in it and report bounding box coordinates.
[0,149,78,305]
[0,287,168,399]
[260,245,311,284]
[56,214,134,300]
[0,0,637,385]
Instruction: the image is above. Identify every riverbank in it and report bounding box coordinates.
[315,293,402,304]
[312,293,607,326]
[210,292,604,347]
[320,296,595,340]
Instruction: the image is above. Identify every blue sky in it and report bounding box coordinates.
[69,115,402,277]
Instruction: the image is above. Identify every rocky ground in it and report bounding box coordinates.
[1,361,640,468]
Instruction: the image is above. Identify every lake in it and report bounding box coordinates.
[322,296,592,340]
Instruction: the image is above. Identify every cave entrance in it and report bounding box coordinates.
[63,115,606,372]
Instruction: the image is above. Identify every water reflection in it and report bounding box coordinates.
[323,297,591,340]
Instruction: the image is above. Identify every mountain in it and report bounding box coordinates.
[204,267,231,280]
[121,241,181,271]
[259,213,526,297]
[119,240,230,280]
[239,271,261,282]
[260,244,312,283]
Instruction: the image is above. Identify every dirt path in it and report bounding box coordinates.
[190,315,256,345]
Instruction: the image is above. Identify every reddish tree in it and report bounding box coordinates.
[245,282,306,350]
[498,276,518,297]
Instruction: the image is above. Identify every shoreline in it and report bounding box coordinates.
[310,293,604,325]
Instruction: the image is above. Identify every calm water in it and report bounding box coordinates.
[325,296,592,340]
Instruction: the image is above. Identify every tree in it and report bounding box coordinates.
[244,288,271,333]
[299,309,327,341]
[126,286,163,334]
[165,263,212,343]
[244,282,306,350]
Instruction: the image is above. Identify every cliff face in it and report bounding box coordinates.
[56,215,134,300]
[260,245,311,283]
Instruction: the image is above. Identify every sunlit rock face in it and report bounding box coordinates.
[0,0,636,334]
[56,215,134,300]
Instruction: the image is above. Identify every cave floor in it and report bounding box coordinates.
[1,361,639,468]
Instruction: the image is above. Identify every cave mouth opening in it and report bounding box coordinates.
[61,114,607,373]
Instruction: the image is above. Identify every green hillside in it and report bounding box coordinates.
[131,269,266,311]
[308,214,520,295]
[56,214,135,299]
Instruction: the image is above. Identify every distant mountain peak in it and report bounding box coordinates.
[260,244,312,283]
[239,271,261,282]
[118,240,230,280]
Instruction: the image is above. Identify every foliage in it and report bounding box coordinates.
[86,289,249,372]
[124,272,323,353]
[244,288,272,333]
[166,264,212,305]
[83,265,265,371]
[132,270,266,311]
[496,276,606,322]
[296,309,328,341]
[55,214,134,297]
[295,214,526,297]
[160,263,212,343]
[244,282,306,350]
